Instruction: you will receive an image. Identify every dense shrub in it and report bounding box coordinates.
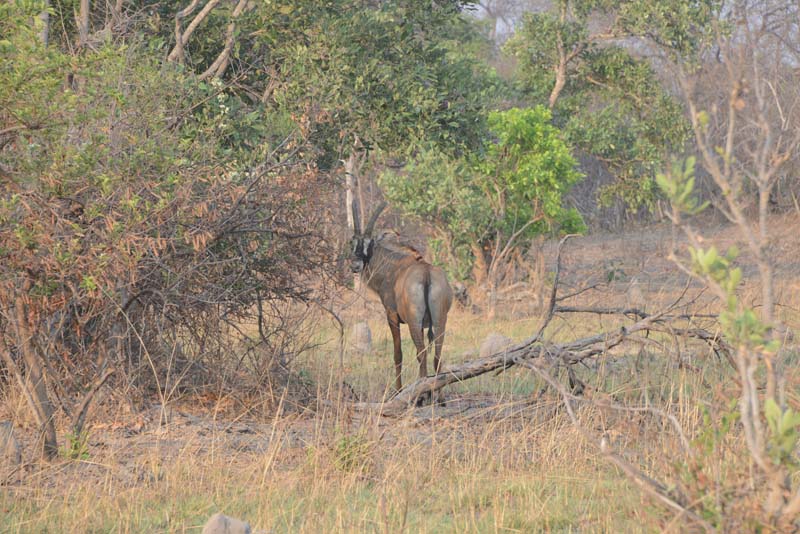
[0,7,338,455]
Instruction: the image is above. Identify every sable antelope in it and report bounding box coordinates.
[350,202,453,405]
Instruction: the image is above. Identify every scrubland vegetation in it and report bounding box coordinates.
[2,0,800,532]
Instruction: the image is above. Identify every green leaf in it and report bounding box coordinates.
[80,275,98,292]
[765,398,781,435]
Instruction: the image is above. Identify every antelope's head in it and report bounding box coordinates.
[350,201,386,274]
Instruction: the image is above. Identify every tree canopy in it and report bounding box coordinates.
[504,0,719,211]
[381,106,584,282]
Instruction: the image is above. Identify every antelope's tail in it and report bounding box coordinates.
[423,267,432,323]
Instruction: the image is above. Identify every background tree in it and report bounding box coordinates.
[382,106,583,317]
[156,0,501,236]
[503,0,718,217]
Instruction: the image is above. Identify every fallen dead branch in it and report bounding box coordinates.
[353,308,729,416]
[351,236,731,416]
[554,305,718,321]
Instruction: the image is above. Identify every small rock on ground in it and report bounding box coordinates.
[479,333,514,359]
[350,321,372,353]
[202,512,251,534]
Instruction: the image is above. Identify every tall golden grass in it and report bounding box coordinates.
[2,300,760,533]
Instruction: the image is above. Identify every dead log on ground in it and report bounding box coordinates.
[353,310,729,416]
[351,236,731,416]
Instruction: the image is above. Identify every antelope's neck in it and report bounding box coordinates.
[361,244,410,293]
[362,256,390,293]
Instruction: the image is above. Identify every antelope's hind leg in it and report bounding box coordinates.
[429,327,446,406]
[408,322,432,406]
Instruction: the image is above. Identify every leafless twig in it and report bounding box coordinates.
[517,358,713,532]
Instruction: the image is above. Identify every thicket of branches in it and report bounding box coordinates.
[0,2,343,457]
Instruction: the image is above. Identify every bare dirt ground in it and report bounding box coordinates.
[3,213,800,532]
[546,213,800,315]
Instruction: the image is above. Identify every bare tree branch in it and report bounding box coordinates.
[168,0,223,64]
[199,0,249,80]
[71,367,115,437]
[516,358,713,532]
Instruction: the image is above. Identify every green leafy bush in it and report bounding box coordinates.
[0,4,336,457]
[382,106,583,281]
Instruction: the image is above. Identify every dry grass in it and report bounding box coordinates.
[0,409,657,532]
[3,216,800,533]
[0,305,733,533]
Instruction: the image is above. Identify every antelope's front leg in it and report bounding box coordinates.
[387,311,403,395]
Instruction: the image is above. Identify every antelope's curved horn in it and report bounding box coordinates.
[351,199,361,234]
[364,201,387,236]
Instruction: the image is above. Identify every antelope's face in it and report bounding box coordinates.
[350,235,373,273]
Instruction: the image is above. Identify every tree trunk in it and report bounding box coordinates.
[758,184,774,325]
[548,5,586,110]
[345,152,357,233]
[13,298,58,459]
[168,0,223,63]
[471,242,496,317]
[106,0,125,33]
[548,7,568,109]
[344,150,362,292]
[486,278,498,320]
[549,56,567,109]
[38,1,50,46]
[533,238,546,311]
[198,0,249,80]
[470,242,488,287]
[77,0,90,48]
